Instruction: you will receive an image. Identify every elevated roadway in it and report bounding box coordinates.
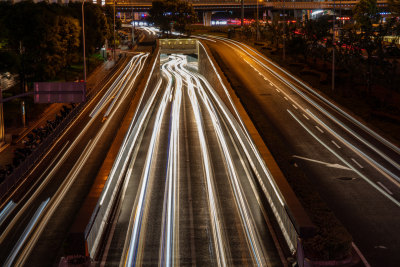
[110,0,389,12]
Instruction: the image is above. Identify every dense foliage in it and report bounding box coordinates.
[255,0,400,97]
[0,1,119,84]
[148,0,197,35]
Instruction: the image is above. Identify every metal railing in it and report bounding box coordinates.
[0,98,90,200]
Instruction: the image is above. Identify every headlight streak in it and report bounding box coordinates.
[197,42,286,205]
[191,69,296,253]
[177,59,269,266]
[90,54,142,118]
[240,49,400,189]
[188,42,295,252]
[159,55,182,267]
[0,201,16,228]
[287,109,400,208]
[104,54,149,118]
[177,58,230,267]
[241,49,400,189]
[306,109,400,186]
[97,49,162,261]
[4,198,50,267]
[98,53,156,206]
[1,53,151,264]
[125,59,173,267]
[206,35,400,177]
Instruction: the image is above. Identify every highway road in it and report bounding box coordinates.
[0,53,150,266]
[199,35,400,267]
[100,54,284,266]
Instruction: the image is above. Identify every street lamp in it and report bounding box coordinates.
[282,0,286,61]
[241,0,244,28]
[256,0,262,41]
[82,0,87,82]
[332,0,336,91]
[114,0,116,62]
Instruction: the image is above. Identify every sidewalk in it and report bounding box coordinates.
[0,59,122,172]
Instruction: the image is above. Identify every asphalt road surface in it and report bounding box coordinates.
[199,35,400,267]
[101,54,284,266]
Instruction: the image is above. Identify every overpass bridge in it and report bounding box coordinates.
[109,0,388,12]
[111,0,389,26]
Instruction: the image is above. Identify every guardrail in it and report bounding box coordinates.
[0,99,88,200]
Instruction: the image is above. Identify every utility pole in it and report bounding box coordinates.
[332,0,336,91]
[113,0,116,62]
[241,0,244,27]
[283,0,286,61]
[82,0,87,82]
[256,0,260,40]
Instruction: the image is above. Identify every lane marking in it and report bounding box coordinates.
[293,155,351,170]
[287,109,400,208]
[210,36,400,186]
[352,242,371,267]
[351,158,364,169]
[377,182,393,195]
[292,104,298,110]
[331,140,341,149]
[284,96,288,101]
[315,126,324,133]
[263,77,268,81]
[302,114,309,120]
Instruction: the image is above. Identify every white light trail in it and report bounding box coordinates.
[179,58,230,267]
[0,201,16,227]
[287,109,400,208]
[177,58,269,265]
[125,59,173,267]
[205,35,400,177]
[4,198,49,267]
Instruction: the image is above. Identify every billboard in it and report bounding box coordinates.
[34,82,86,103]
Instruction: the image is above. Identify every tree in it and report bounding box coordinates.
[58,16,81,80]
[353,0,379,31]
[388,0,400,15]
[148,0,197,35]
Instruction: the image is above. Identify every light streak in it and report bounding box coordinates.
[0,201,15,227]
[4,198,49,267]
[287,109,400,208]
[206,35,400,177]
[178,58,268,265]
[125,58,173,267]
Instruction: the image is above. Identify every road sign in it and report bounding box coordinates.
[34,82,86,103]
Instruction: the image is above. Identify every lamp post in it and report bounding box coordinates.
[82,0,87,82]
[113,0,116,62]
[241,0,244,27]
[256,0,261,40]
[332,0,336,91]
[282,0,286,61]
